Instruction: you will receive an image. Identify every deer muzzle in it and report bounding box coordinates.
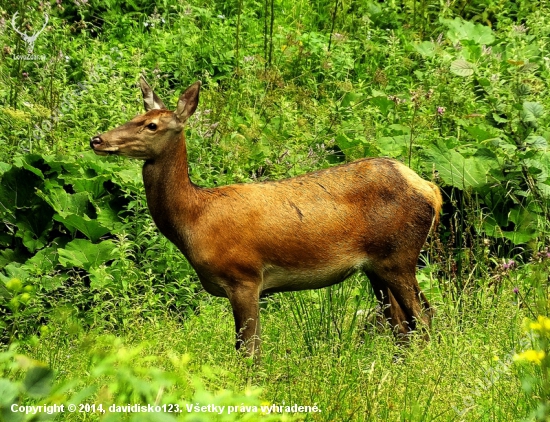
[90,136,116,156]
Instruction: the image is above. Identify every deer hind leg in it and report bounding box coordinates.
[226,283,262,358]
[366,271,409,335]
[366,266,432,339]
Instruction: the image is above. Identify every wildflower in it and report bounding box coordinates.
[512,24,527,34]
[22,72,28,78]
[502,259,515,270]
[388,95,404,105]
[513,287,519,294]
[513,349,545,364]
[437,106,445,115]
[528,315,550,333]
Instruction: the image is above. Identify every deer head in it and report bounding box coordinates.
[90,76,200,160]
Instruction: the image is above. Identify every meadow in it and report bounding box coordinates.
[0,0,549,420]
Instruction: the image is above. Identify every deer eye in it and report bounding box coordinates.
[147,123,157,130]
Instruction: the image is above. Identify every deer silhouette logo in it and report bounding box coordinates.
[11,12,49,54]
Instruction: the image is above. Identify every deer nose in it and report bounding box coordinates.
[90,136,102,149]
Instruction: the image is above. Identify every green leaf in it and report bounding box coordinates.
[36,182,89,218]
[464,125,497,142]
[443,18,495,45]
[370,96,394,115]
[0,379,18,406]
[58,239,115,271]
[0,162,12,176]
[13,155,45,180]
[377,135,409,158]
[23,366,53,398]
[522,102,544,123]
[0,167,43,219]
[14,203,54,252]
[0,264,30,284]
[23,245,63,276]
[340,91,363,107]
[54,214,110,242]
[335,133,361,150]
[450,59,475,77]
[415,41,436,57]
[525,135,548,150]
[425,142,498,189]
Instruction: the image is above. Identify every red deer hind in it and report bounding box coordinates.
[90,76,442,357]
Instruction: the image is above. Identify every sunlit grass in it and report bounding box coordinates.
[16,267,539,421]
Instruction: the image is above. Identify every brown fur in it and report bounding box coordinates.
[90,77,442,357]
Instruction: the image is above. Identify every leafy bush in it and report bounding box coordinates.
[0,153,199,342]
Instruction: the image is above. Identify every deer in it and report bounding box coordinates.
[90,76,442,358]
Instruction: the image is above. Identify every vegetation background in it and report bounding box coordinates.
[0,0,549,420]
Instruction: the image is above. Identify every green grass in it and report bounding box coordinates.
[11,268,537,421]
[1,0,550,420]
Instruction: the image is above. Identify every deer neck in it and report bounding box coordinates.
[141,134,200,250]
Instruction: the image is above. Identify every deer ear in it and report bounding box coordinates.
[139,76,166,111]
[175,81,201,123]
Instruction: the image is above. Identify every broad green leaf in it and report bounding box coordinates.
[23,365,53,397]
[335,133,361,150]
[70,176,108,199]
[415,41,436,57]
[0,167,43,218]
[370,96,394,115]
[0,379,18,406]
[377,135,409,158]
[13,155,45,180]
[522,102,544,123]
[0,162,12,175]
[0,249,20,270]
[425,142,498,189]
[340,91,362,107]
[23,245,62,276]
[15,204,54,252]
[443,18,495,45]
[464,125,497,142]
[54,214,110,242]
[538,182,550,198]
[58,239,115,271]
[450,59,475,77]
[36,182,89,218]
[0,263,30,284]
[525,135,548,150]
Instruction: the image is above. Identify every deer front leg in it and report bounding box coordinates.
[227,283,261,358]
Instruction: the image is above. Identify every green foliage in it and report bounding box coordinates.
[0,340,293,421]
[0,153,199,342]
[0,0,549,420]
